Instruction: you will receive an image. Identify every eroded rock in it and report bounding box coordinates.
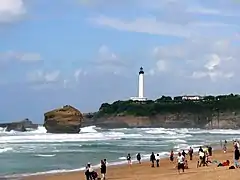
[44,105,83,133]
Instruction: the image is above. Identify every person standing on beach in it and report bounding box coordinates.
[208,146,212,156]
[150,152,156,167]
[234,140,239,149]
[188,147,193,160]
[136,153,141,164]
[85,163,93,180]
[127,153,132,165]
[177,152,185,173]
[234,146,240,168]
[156,154,160,167]
[100,160,106,180]
[103,159,108,165]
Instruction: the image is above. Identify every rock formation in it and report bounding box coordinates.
[0,119,38,132]
[44,105,83,133]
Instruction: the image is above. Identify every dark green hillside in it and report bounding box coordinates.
[97,94,240,117]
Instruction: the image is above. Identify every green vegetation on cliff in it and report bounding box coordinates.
[97,94,240,117]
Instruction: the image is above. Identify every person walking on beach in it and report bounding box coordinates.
[188,147,193,160]
[223,144,227,153]
[150,152,156,167]
[100,160,106,180]
[170,150,174,162]
[156,154,160,167]
[136,153,141,164]
[127,153,132,165]
[234,146,240,168]
[177,152,185,174]
[182,150,186,157]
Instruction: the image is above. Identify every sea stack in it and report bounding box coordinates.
[44,105,83,133]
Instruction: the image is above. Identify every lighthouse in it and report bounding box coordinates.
[138,67,144,98]
[130,67,147,101]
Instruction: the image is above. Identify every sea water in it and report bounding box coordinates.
[0,126,240,178]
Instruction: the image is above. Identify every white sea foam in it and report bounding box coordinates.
[80,126,98,133]
[118,156,126,160]
[0,126,138,143]
[165,139,187,143]
[35,154,56,157]
[0,147,13,153]
[145,128,177,135]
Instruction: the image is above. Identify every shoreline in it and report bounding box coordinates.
[14,142,224,180]
[22,143,238,180]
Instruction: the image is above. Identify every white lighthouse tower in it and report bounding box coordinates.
[130,67,147,101]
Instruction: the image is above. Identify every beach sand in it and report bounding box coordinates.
[24,145,239,180]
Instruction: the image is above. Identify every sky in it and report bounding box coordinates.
[0,0,239,122]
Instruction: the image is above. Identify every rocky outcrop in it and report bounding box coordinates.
[0,119,38,132]
[83,111,240,129]
[44,105,83,133]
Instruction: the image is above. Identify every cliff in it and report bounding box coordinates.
[0,119,38,132]
[44,105,83,133]
[82,94,240,129]
[83,111,240,129]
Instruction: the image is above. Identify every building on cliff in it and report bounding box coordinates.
[130,67,147,101]
[182,95,203,101]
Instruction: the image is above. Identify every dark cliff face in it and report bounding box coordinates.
[82,111,240,129]
[0,119,38,132]
[44,105,83,134]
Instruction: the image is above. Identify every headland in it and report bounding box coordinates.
[2,94,240,132]
[83,94,240,129]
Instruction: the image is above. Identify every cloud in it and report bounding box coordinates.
[0,51,41,63]
[89,15,238,38]
[98,45,117,61]
[94,45,127,74]
[74,68,87,82]
[0,0,26,23]
[80,0,240,16]
[89,15,194,38]
[151,37,239,82]
[26,70,60,84]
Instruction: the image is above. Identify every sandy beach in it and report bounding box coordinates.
[23,144,240,180]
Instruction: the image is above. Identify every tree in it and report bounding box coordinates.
[203,96,215,101]
[99,103,111,111]
[155,96,172,102]
[174,96,182,101]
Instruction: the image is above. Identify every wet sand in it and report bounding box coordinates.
[24,145,239,180]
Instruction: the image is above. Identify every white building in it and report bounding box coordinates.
[130,67,147,101]
[182,95,203,101]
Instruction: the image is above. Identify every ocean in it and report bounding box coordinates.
[0,126,239,179]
